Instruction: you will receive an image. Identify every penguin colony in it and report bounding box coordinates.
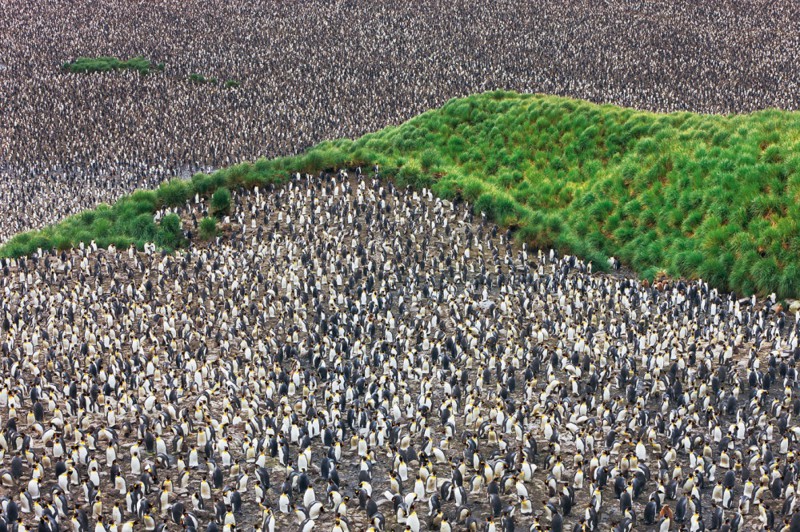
[0,171,799,532]
[3,0,800,241]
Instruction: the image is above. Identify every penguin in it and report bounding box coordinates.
[644,496,658,524]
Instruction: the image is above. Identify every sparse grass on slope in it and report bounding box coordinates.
[5,91,800,298]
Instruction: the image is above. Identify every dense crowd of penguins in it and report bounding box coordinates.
[2,0,800,240]
[0,172,796,532]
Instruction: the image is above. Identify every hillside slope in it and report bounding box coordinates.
[5,91,800,297]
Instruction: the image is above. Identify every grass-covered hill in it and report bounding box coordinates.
[5,91,800,298]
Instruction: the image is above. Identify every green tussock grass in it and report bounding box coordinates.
[210,188,231,217]
[62,56,162,75]
[188,73,216,84]
[199,217,217,241]
[5,91,800,298]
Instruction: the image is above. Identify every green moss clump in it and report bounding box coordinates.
[63,56,157,75]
